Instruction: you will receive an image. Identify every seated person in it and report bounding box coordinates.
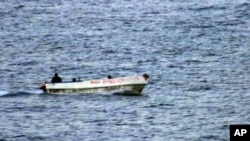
[108,75,112,79]
[51,73,62,83]
[72,78,76,82]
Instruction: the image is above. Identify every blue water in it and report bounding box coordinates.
[0,0,250,140]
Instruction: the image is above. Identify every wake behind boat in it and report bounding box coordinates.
[39,74,149,95]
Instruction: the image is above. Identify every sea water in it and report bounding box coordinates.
[0,0,249,140]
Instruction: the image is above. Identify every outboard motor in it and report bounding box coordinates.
[39,82,47,93]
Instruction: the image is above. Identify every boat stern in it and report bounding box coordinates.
[39,82,47,93]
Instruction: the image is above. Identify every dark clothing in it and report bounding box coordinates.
[51,73,62,83]
[108,75,112,79]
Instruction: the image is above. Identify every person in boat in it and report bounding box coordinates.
[51,73,62,83]
[108,75,112,79]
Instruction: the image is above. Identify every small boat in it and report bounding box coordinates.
[39,74,149,95]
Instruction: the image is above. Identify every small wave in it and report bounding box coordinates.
[187,85,212,91]
[236,2,250,9]
[217,19,246,26]
[143,103,174,108]
[188,5,226,11]
[0,91,32,97]
[102,49,117,54]
[184,59,204,64]
[1,135,47,141]
[198,135,227,141]
[0,90,42,97]
[0,91,8,97]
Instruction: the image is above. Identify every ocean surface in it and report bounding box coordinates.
[0,0,250,140]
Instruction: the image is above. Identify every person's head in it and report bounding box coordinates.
[55,73,58,77]
[108,75,112,79]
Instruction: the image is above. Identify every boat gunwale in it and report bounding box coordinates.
[46,83,147,90]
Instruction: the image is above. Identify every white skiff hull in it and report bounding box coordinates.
[39,75,149,95]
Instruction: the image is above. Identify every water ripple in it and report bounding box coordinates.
[0,0,249,140]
